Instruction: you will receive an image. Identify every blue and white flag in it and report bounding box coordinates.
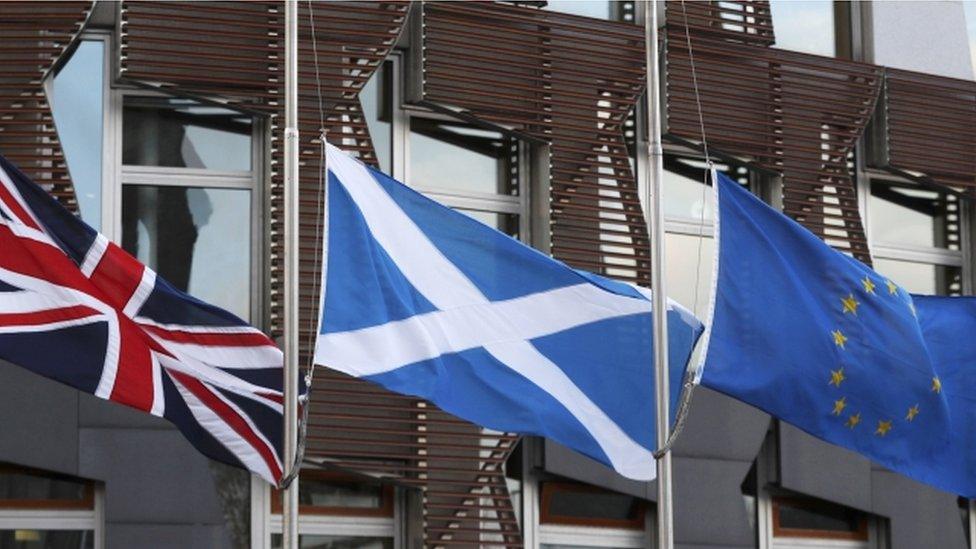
[313,144,703,481]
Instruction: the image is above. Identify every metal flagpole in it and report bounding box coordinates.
[282,0,301,547]
[643,1,674,548]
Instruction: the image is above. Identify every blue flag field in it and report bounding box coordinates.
[313,144,703,481]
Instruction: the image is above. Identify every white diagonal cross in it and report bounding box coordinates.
[317,145,657,480]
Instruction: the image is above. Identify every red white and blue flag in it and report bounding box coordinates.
[0,154,287,485]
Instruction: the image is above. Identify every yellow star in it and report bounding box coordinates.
[906,404,920,421]
[862,276,876,294]
[829,368,846,387]
[886,279,898,295]
[832,329,848,349]
[875,419,893,436]
[841,294,859,315]
[932,376,942,394]
[832,396,847,416]
[845,412,861,429]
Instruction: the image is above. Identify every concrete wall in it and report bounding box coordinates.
[0,362,238,549]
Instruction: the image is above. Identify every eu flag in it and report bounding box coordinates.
[698,172,953,490]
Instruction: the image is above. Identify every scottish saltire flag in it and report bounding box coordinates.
[0,155,286,485]
[314,144,703,480]
[698,172,953,489]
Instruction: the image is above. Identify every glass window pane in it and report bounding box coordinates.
[0,530,94,549]
[661,155,748,222]
[457,209,520,240]
[873,258,962,296]
[0,467,89,507]
[870,181,959,250]
[121,186,251,320]
[299,477,384,509]
[360,62,392,175]
[123,97,252,171]
[543,1,612,20]
[665,233,714,319]
[965,1,976,78]
[769,1,835,56]
[51,40,104,229]
[271,535,393,549]
[409,118,517,196]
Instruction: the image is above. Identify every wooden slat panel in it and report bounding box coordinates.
[665,1,881,265]
[0,1,91,209]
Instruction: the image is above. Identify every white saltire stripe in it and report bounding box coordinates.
[123,268,156,318]
[154,340,282,370]
[80,234,110,278]
[150,353,165,417]
[325,145,656,480]
[0,315,107,335]
[168,371,279,485]
[135,316,272,335]
[315,283,649,376]
[156,352,283,413]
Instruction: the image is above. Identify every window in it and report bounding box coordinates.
[772,496,868,543]
[253,472,397,549]
[542,1,633,22]
[769,1,837,57]
[965,1,976,79]
[117,94,260,321]
[538,481,648,548]
[49,35,108,229]
[0,465,102,549]
[868,179,963,295]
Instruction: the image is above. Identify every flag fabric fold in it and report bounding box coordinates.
[698,171,966,494]
[0,154,287,485]
[314,144,704,481]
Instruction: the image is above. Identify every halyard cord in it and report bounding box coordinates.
[654,0,713,458]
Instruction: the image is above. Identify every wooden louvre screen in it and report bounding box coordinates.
[421,1,650,286]
[874,68,976,191]
[0,1,91,210]
[120,2,522,547]
[665,1,882,264]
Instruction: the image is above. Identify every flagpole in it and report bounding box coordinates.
[644,1,674,548]
[282,0,301,547]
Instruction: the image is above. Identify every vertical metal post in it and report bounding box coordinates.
[644,1,673,548]
[282,0,301,547]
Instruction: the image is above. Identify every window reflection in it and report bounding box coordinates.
[0,530,94,549]
[121,186,252,320]
[870,181,959,250]
[51,40,104,229]
[123,97,252,171]
[873,258,962,296]
[666,233,714,318]
[360,62,392,175]
[769,1,835,57]
[458,209,520,239]
[409,118,518,196]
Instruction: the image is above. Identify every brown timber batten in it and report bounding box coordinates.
[120,2,522,547]
[0,1,91,209]
[665,2,881,264]
[873,68,976,191]
[422,1,651,286]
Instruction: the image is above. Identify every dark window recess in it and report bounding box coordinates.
[271,534,393,549]
[0,464,94,510]
[773,496,868,540]
[540,481,646,529]
[271,471,394,517]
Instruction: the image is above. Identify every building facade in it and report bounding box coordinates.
[1,1,975,548]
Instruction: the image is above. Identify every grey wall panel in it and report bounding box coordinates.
[673,457,756,548]
[78,428,227,525]
[778,424,872,512]
[0,362,79,475]
[543,439,655,500]
[673,388,770,461]
[106,523,232,549]
[78,391,171,429]
[871,468,967,549]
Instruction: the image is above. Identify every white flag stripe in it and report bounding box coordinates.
[327,144,485,309]
[157,353,283,413]
[122,268,156,318]
[80,234,109,278]
[0,214,58,249]
[315,282,649,376]
[0,315,107,335]
[0,165,44,230]
[169,372,277,484]
[150,353,165,417]
[135,316,271,336]
[323,145,655,479]
[485,340,655,480]
[154,340,283,370]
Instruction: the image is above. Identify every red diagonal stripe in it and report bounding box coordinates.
[0,305,101,328]
[88,244,146,311]
[169,370,283,482]
[140,325,276,347]
[108,319,156,412]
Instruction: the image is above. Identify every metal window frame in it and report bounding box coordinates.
[0,486,104,549]
[106,86,265,324]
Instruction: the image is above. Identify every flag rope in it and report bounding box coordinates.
[655,0,712,458]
